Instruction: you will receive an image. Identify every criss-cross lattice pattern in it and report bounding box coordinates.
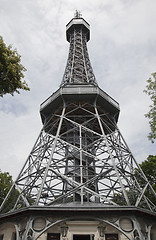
[1,101,156,213]
[61,26,97,86]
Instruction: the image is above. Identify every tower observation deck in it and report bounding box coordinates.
[0,13,156,240]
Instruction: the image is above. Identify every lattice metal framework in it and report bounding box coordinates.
[61,17,97,86]
[0,16,156,216]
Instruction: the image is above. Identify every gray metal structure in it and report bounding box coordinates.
[0,14,156,240]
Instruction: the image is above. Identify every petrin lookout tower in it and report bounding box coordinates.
[0,12,156,240]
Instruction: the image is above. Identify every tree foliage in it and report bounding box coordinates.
[113,155,156,206]
[0,36,29,97]
[139,155,156,190]
[139,155,156,205]
[144,73,156,143]
[0,170,13,206]
[0,170,19,213]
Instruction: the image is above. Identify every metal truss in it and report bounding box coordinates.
[1,100,156,214]
[61,26,97,86]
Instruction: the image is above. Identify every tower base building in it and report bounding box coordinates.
[0,206,156,239]
[0,13,156,240]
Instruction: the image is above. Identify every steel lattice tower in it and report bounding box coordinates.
[0,13,156,240]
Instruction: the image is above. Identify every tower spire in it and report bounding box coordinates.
[74,10,82,18]
[61,14,97,86]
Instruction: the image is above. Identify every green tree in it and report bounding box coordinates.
[135,155,156,205]
[113,156,156,206]
[139,155,156,191]
[0,170,13,206]
[0,36,29,97]
[144,73,156,143]
[0,170,19,213]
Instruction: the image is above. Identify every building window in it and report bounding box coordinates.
[73,235,94,240]
[0,235,4,240]
[11,232,16,240]
[105,234,118,240]
[47,233,60,240]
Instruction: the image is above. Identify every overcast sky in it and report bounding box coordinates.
[0,0,156,180]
